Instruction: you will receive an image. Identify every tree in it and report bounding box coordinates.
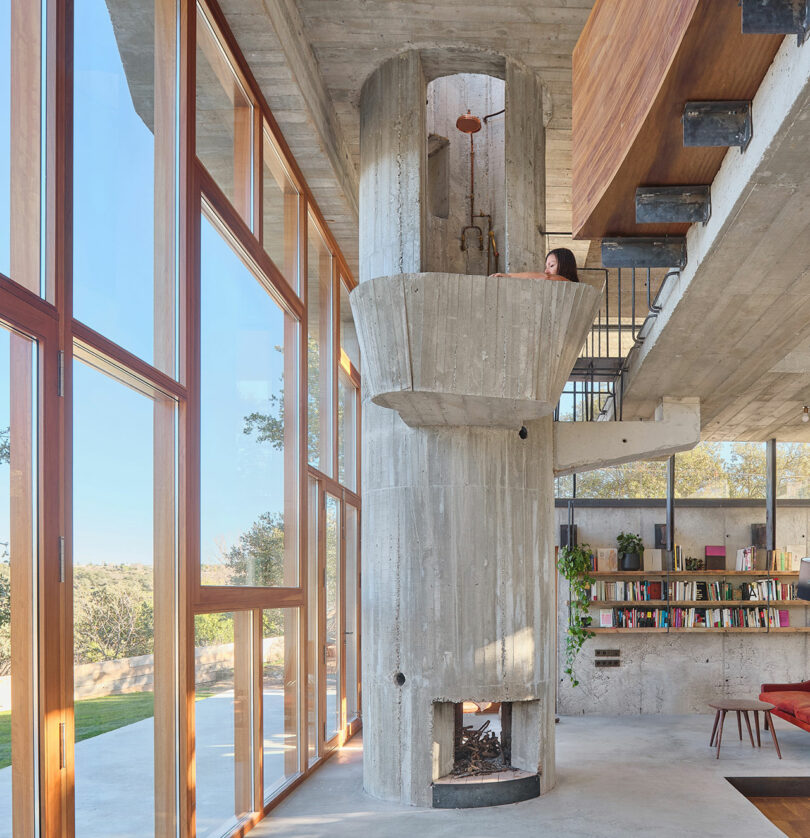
[222,512,286,587]
[573,444,729,499]
[242,336,323,464]
[74,586,153,663]
[0,427,8,466]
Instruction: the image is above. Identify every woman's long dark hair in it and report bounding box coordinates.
[548,247,579,282]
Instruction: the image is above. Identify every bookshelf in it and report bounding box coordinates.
[583,569,809,633]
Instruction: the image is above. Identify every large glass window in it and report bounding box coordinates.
[777,442,810,498]
[73,0,176,373]
[307,217,332,475]
[575,460,667,500]
[262,608,299,799]
[200,213,298,587]
[0,1,9,279]
[306,478,318,766]
[344,505,359,724]
[263,130,299,293]
[339,280,359,371]
[337,368,357,492]
[196,4,253,223]
[194,611,254,837]
[73,357,176,836]
[0,324,37,835]
[325,494,340,741]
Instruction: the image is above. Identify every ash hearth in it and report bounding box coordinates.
[452,702,513,777]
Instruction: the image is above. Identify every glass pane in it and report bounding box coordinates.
[777,442,810,499]
[195,611,254,836]
[307,217,332,474]
[575,461,667,499]
[73,0,176,372]
[306,478,318,765]
[344,506,359,723]
[263,131,299,292]
[339,281,359,370]
[674,441,729,498]
[200,214,298,587]
[325,494,340,740]
[337,369,356,491]
[73,359,176,837]
[0,325,38,834]
[196,6,252,223]
[262,608,299,799]
[0,1,10,278]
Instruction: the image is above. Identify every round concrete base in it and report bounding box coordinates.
[432,769,541,809]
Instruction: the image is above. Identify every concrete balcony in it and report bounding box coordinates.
[350,272,602,428]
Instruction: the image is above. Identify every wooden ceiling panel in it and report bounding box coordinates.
[572,0,783,239]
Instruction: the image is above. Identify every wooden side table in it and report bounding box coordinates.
[708,699,781,759]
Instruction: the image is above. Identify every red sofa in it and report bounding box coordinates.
[760,680,810,733]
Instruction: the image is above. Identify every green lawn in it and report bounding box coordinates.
[0,692,155,769]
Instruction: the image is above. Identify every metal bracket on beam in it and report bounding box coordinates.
[741,0,809,46]
[635,186,711,225]
[683,101,753,151]
[601,237,686,269]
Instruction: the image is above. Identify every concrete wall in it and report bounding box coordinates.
[425,74,505,276]
[555,502,810,715]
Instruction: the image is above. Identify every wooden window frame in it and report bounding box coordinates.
[0,0,363,835]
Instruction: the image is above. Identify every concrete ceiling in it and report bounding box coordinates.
[294,0,593,168]
[219,0,596,277]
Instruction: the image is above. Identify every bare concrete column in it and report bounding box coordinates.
[360,408,557,806]
[359,51,426,282]
[504,60,547,272]
[357,52,564,809]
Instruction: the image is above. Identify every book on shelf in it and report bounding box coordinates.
[645,548,664,571]
[705,544,726,571]
[786,545,806,571]
[596,548,618,572]
[599,609,613,628]
[735,545,757,571]
[778,609,790,628]
[612,607,666,628]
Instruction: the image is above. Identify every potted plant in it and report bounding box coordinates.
[617,531,644,571]
[558,544,596,687]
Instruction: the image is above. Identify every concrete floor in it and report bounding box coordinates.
[253,714,810,838]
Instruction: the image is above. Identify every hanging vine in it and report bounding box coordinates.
[558,544,596,687]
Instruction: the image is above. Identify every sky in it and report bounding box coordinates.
[1,1,288,568]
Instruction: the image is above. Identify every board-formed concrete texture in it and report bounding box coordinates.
[553,396,701,476]
[554,501,810,716]
[351,272,602,428]
[355,42,708,809]
[360,409,558,805]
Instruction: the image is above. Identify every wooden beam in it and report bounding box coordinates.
[572,0,782,238]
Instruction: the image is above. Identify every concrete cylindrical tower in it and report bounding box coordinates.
[355,50,598,807]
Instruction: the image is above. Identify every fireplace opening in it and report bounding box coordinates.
[453,701,514,777]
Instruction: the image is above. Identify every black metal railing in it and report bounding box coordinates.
[564,265,680,421]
